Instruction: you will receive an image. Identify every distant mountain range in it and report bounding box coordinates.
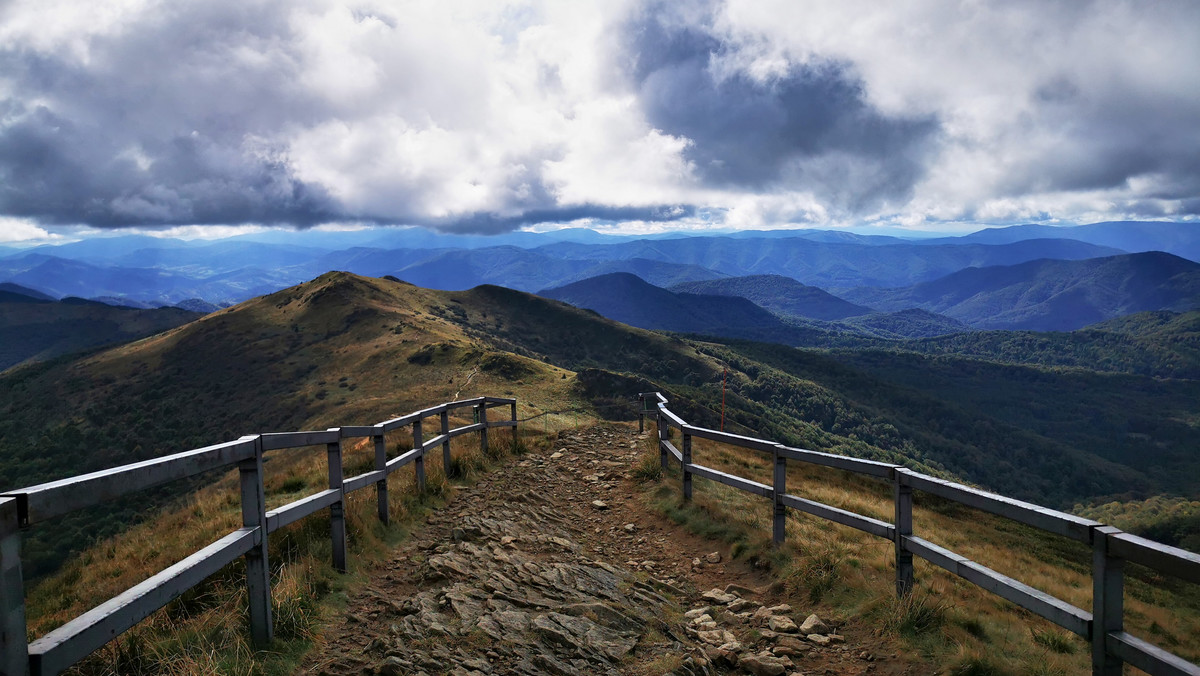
[843,252,1200,331]
[2,221,1196,332]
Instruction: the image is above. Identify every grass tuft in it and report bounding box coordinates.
[1031,627,1077,654]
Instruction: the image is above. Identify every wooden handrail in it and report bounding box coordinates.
[0,397,519,676]
[640,391,1200,676]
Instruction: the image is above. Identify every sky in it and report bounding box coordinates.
[1,0,1199,244]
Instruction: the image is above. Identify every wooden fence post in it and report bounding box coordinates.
[326,432,347,573]
[638,395,645,434]
[1092,526,1124,676]
[682,431,692,500]
[772,448,786,547]
[238,435,273,647]
[893,468,914,596]
[479,404,489,455]
[0,497,27,675]
[658,412,668,470]
[440,411,451,478]
[413,420,425,493]
[373,430,388,525]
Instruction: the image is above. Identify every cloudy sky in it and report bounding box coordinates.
[1,0,1198,243]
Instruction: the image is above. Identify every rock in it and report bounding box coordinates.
[701,588,739,605]
[768,615,798,633]
[591,500,608,510]
[696,629,737,645]
[751,606,774,626]
[688,613,714,626]
[798,613,829,635]
[684,606,712,620]
[807,634,832,646]
[739,651,792,676]
[767,604,793,614]
[724,583,759,597]
[623,523,636,532]
[377,656,407,676]
[726,598,758,613]
[549,452,564,459]
[827,633,845,644]
[774,636,811,653]
[705,641,744,667]
[705,551,722,564]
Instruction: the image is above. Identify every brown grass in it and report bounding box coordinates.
[640,424,1200,673]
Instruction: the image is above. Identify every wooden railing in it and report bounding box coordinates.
[638,392,1200,676]
[0,396,518,676]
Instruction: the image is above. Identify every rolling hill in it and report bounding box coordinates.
[669,274,872,320]
[841,251,1200,331]
[0,295,199,371]
[534,236,1125,287]
[538,272,800,341]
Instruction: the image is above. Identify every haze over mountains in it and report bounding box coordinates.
[2,222,1198,357]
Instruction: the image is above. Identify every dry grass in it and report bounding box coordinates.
[26,418,550,675]
[640,424,1200,673]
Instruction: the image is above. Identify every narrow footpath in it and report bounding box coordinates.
[299,423,912,676]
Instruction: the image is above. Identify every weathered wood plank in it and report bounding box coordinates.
[450,422,486,437]
[385,448,422,473]
[780,494,895,540]
[905,534,1090,637]
[1109,532,1200,585]
[0,498,26,676]
[420,433,449,452]
[661,439,683,464]
[261,430,341,451]
[4,436,258,526]
[1107,631,1200,676]
[777,445,897,478]
[337,425,380,438]
[682,425,779,454]
[901,472,1099,543]
[656,407,687,430]
[686,463,772,498]
[28,529,255,676]
[266,489,342,533]
[903,535,968,574]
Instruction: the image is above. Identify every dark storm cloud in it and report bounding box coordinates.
[622,4,939,212]
[0,3,340,227]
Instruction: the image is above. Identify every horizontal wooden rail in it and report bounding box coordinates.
[266,489,341,533]
[261,431,340,451]
[1107,632,1200,676]
[901,472,1099,544]
[780,494,894,540]
[777,445,897,479]
[3,437,258,527]
[1109,532,1200,585]
[687,463,772,498]
[638,391,1199,676]
[28,528,256,675]
[1,396,520,675]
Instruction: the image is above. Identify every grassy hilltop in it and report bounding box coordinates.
[0,272,1196,674]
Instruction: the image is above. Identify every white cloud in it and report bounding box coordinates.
[0,0,1197,234]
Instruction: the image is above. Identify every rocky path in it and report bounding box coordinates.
[299,423,907,676]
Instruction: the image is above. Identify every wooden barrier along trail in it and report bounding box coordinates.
[638,392,1200,676]
[0,397,518,676]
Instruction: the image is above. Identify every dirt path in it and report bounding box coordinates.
[299,423,911,676]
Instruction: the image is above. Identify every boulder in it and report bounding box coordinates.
[798,613,829,635]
